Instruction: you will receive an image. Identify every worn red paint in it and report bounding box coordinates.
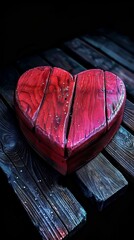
[15,67,126,175]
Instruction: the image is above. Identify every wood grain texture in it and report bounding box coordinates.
[82,34,134,72]
[0,98,86,240]
[105,72,126,129]
[35,67,75,157]
[105,126,134,180]
[15,66,51,129]
[123,99,134,131]
[67,111,125,174]
[75,153,128,211]
[98,28,134,54]
[41,48,85,75]
[67,69,106,157]
[64,38,134,99]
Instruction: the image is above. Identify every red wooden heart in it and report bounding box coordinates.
[15,67,126,175]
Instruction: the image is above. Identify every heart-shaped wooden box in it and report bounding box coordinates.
[15,66,126,175]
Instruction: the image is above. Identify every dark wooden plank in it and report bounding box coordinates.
[82,34,134,72]
[98,28,134,54]
[0,97,86,240]
[64,38,134,99]
[105,126,134,180]
[16,55,49,73]
[0,66,19,108]
[123,99,134,132]
[41,48,128,209]
[41,48,85,74]
[75,153,128,211]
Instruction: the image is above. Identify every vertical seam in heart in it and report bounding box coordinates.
[104,71,108,130]
[64,74,78,158]
[33,67,53,127]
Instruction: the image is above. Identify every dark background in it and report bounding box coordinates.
[1,3,134,67]
[0,3,134,240]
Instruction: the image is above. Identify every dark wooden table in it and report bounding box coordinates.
[0,28,134,240]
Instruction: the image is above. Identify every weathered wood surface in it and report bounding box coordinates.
[98,28,134,54]
[41,48,128,208]
[75,153,128,211]
[81,34,134,72]
[105,126,134,180]
[123,99,134,132]
[64,38,134,100]
[0,98,86,240]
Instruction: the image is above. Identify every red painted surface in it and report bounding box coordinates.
[35,67,75,157]
[67,69,106,157]
[15,67,126,175]
[15,66,51,128]
[105,71,126,129]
